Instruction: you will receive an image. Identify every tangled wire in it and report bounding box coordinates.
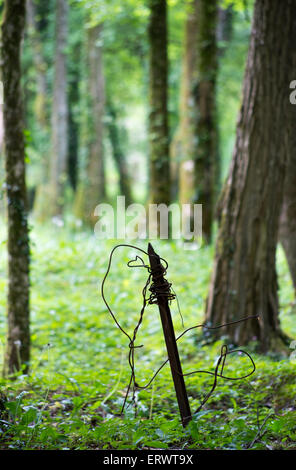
[101,244,257,421]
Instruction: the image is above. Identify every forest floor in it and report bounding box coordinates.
[0,224,295,450]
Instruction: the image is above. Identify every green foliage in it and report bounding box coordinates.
[20,0,256,205]
[221,0,255,13]
[1,0,295,451]
[0,226,295,449]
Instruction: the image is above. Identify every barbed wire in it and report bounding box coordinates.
[101,244,258,420]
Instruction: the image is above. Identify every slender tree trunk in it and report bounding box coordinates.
[193,0,219,245]
[1,0,30,375]
[206,0,296,352]
[49,0,68,216]
[68,92,79,193]
[74,23,105,224]
[177,0,198,207]
[26,0,47,127]
[279,101,296,292]
[148,0,170,232]
[217,4,233,57]
[68,39,81,192]
[27,0,51,219]
[177,0,230,216]
[87,23,105,204]
[107,101,132,206]
[169,128,181,202]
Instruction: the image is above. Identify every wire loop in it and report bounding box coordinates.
[101,244,257,419]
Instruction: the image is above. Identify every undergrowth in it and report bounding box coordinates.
[0,223,295,450]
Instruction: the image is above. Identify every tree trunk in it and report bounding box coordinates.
[49,0,68,216]
[0,67,4,218]
[178,0,198,207]
[216,4,233,57]
[74,23,105,225]
[206,0,296,352]
[67,33,81,193]
[26,0,47,127]
[27,0,51,220]
[148,0,170,232]
[107,101,132,206]
[279,102,296,292]
[1,0,30,375]
[68,90,79,193]
[193,0,219,245]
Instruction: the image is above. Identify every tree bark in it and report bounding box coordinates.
[1,0,30,375]
[193,0,219,244]
[206,0,296,352]
[74,23,105,225]
[279,101,296,292]
[148,0,170,232]
[49,0,68,216]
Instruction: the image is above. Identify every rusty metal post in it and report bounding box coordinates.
[148,243,192,427]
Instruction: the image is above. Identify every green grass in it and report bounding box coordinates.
[0,222,295,450]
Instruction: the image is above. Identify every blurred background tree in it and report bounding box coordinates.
[13,0,252,223]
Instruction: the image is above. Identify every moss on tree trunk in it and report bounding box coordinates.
[194,0,219,245]
[148,0,170,234]
[2,0,30,375]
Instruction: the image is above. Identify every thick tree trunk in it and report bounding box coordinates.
[206,0,296,351]
[194,0,219,245]
[75,23,105,225]
[1,0,30,375]
[107,101,132,206]
[49,0,68,216]
[148,0,170,231]
[0,105,4,154]
[0,82,4,218]
[279,101,296,292]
